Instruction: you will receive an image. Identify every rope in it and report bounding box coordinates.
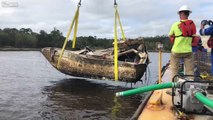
[146,65,151,85]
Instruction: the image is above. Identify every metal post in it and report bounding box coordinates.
[157,42,163,83]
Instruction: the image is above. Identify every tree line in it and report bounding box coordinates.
[0,28,172,51]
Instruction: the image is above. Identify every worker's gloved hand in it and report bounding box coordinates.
[200,20,206,29]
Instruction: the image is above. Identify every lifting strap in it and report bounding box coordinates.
[114,1,126,81]
[115,7,126,41]
[57,1,81,68]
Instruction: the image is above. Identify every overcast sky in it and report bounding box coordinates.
[0,0,212,38]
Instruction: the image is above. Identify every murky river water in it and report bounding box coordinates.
[0,51,170,120]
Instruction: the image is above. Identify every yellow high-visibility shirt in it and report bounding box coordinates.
[169,21,192,53]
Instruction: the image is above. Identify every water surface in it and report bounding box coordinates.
[0,51,171,120]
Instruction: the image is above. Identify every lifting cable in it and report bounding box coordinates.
[113,0,126,80]
[57,0,81,68]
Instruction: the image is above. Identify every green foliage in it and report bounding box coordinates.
[143,35,172,51]
[15,33,37,48]
[0,27,172,51]
[36,28,65,48]
[75,36,113,49]
[0,27,66,48]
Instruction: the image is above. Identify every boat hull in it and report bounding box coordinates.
[41,47,147,82]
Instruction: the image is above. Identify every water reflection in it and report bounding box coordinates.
[42,78,142,120]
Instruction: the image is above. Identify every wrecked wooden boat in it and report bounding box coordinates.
[41,39,149,82]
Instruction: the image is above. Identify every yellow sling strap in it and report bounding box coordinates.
[115,7,126,41]
[72,7,80,49]
[57,2,81,68]
[114,1,126,81]
[114,6,119,81]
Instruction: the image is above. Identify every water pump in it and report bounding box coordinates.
[172,75,213,115]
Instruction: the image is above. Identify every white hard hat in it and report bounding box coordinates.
[178,5,192,14]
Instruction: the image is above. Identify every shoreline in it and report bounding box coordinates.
[0,48,41,51]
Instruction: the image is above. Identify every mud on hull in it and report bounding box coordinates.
[41,47,147,82]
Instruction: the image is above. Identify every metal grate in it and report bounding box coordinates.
[194,52,211,74]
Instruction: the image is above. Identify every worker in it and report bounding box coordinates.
[169,5,196,81]
[200,20,213,74]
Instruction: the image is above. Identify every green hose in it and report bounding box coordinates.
[116,82,178,97]
[195,92,213,109]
